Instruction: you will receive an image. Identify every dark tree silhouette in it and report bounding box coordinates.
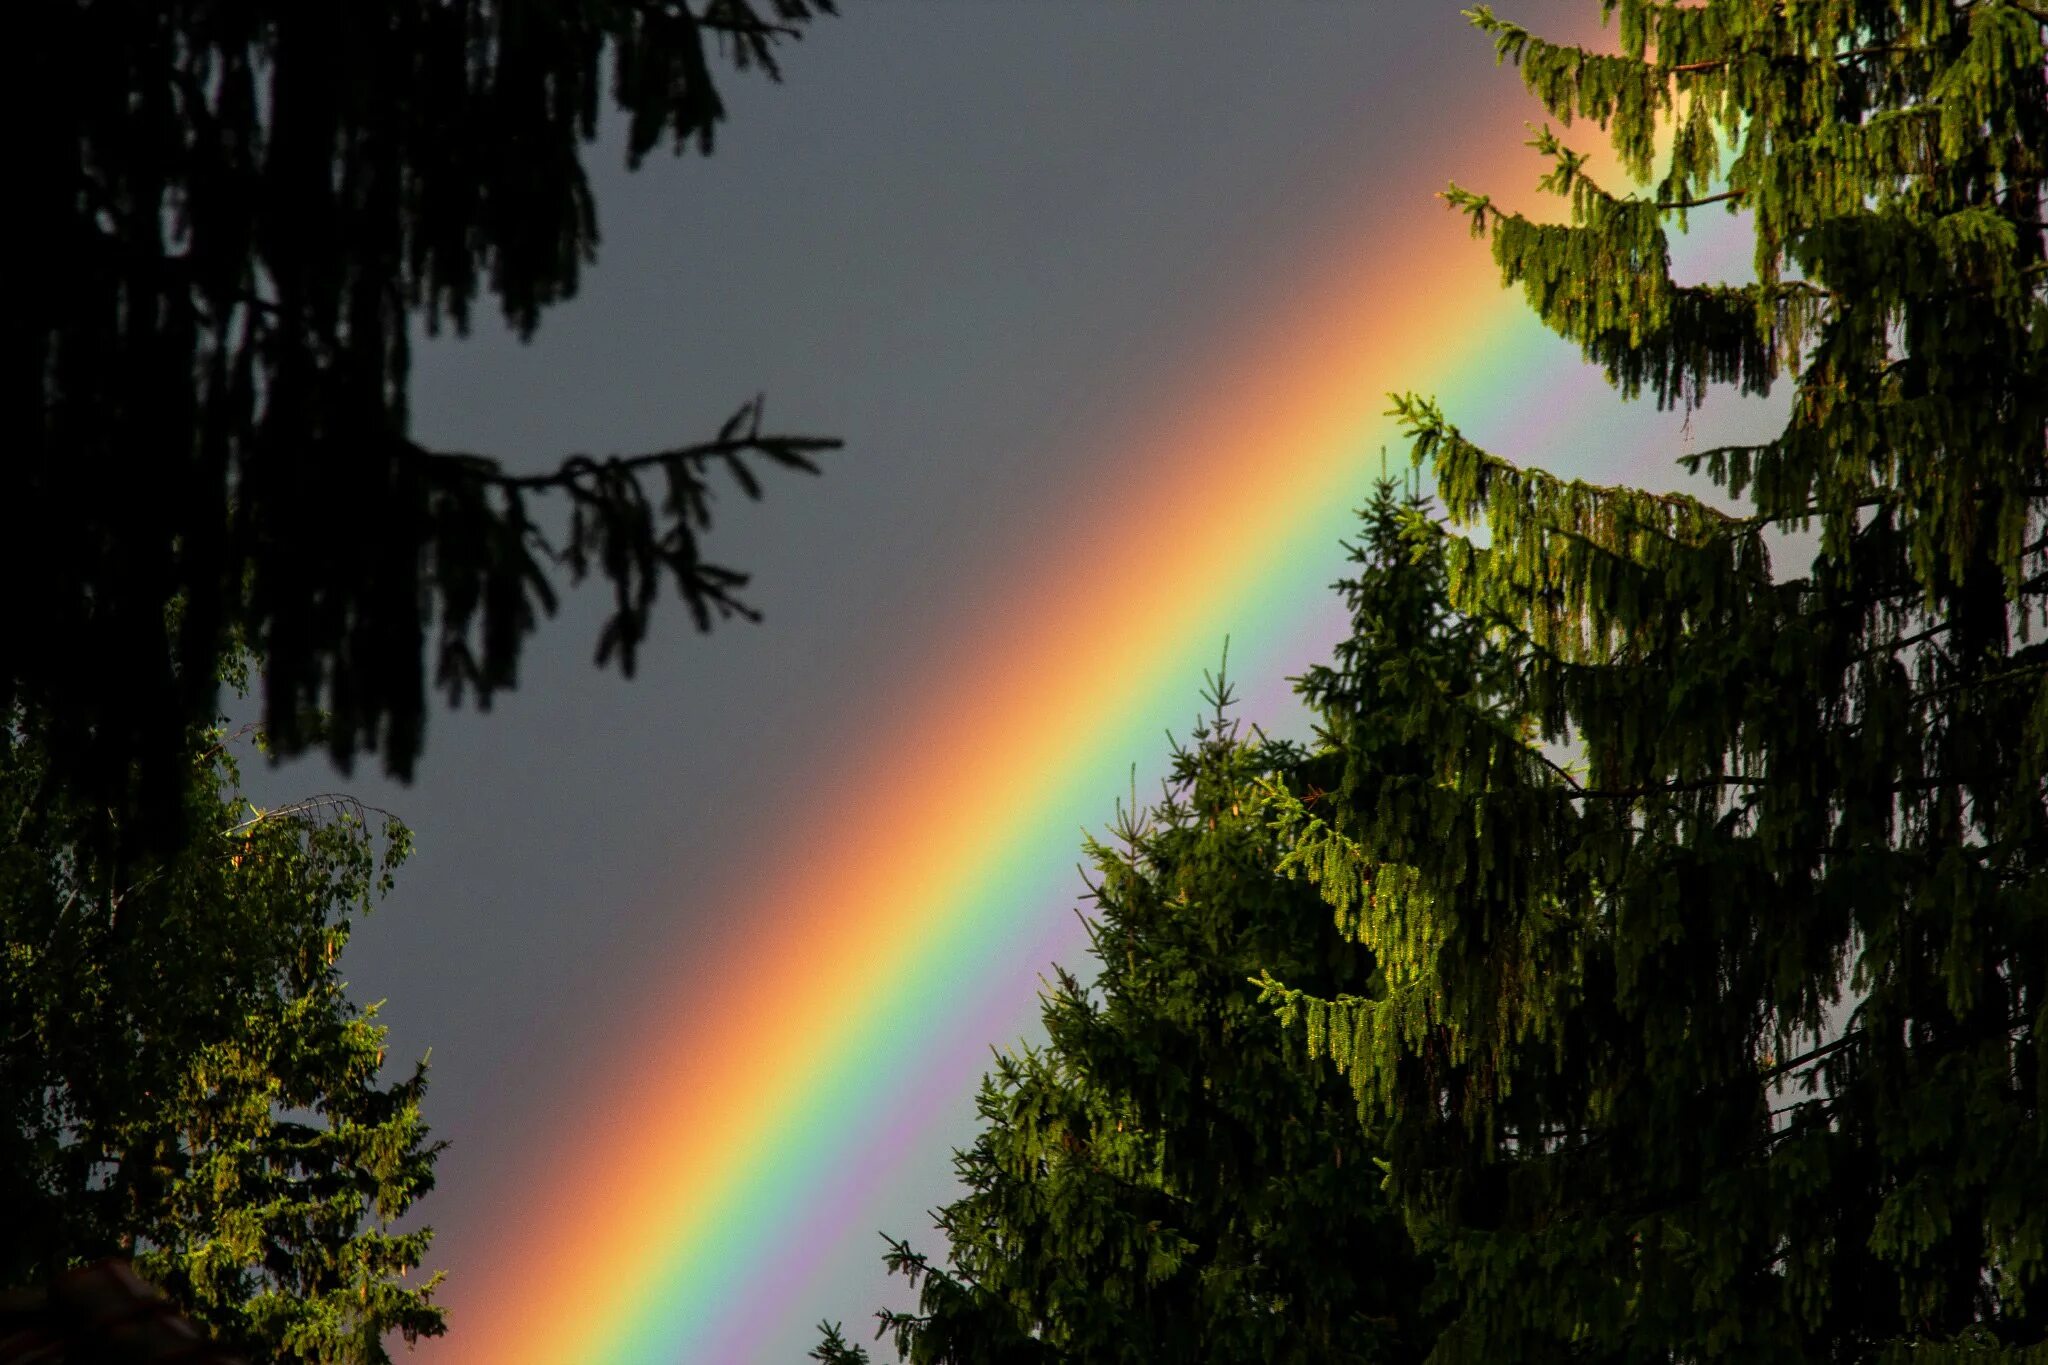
[16,0,841,851]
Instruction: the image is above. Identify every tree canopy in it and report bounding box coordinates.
[18,0,841,850]
[1,696,443,1364]
[1257,1,2046,1359]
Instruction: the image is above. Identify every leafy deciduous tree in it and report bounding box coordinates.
[2,698,444,1364]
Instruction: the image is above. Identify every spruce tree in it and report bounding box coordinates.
[2,699,444,1363]
[17,1,839,854]
[816,487,1466,1365]
[1259,3,2046,1360]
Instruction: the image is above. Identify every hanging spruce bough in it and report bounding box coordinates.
[814,637,1440,1365]
[1,704,444,1363]
[16,1,841,855]
[1259,2,2046,1361]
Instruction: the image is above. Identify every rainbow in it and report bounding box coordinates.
[432,48,1755,1365]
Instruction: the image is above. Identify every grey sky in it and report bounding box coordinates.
[232,5,1783,1360]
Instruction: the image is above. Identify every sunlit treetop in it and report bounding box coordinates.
[1260,2,2044,1361]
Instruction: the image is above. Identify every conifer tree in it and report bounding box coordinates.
[1258,3,2046,1360]
[17,1,840,854]
[2,697,444,1363]
[815,487,1462,1365]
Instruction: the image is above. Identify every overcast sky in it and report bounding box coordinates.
[235,5,1786,1360]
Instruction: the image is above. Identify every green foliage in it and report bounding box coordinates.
[811,1318,875,1365]
[1262,3,2047,1361]
[16,0,842,854]
[825,612,1446,1363]
[1,708,445,1363]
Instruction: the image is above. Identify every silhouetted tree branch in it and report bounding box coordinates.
[14,0,841,856]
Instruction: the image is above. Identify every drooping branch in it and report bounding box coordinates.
[221,793,403,838]
[1657,189,1746,209]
